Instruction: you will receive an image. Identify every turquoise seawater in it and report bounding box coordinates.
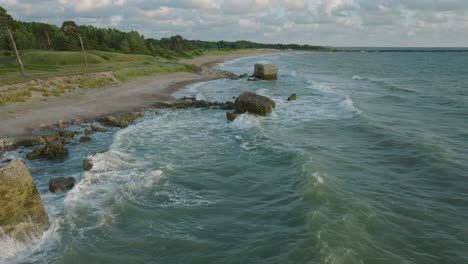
[1,52,468,264]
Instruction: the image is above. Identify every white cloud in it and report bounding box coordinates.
[1,0,467,46]
[75,0,113,12]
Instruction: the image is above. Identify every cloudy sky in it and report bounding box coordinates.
[1,0,468,47]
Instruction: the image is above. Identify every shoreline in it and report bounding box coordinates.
[0,49,286,150]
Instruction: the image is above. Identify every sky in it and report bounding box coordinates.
[1,0,467,47]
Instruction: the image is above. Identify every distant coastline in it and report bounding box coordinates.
[336,47,468,52]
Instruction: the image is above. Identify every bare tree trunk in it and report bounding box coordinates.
[45,31,50,48]
[78,35,87,67]
[7,27,24,76]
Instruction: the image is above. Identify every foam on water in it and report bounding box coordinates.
[230,114,262,130]
[172,81,209,100]
[352,75,365,80]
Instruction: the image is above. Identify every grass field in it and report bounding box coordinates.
[0,50,195,84]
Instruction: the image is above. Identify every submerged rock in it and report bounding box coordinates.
[253,64,278,80]
[226,112,239,121]
[83,158,93,171]
[287,93,297,101]
[59,130,76,139]
[26,143,69,160]
[26,147,44,160]
[48,177,76,193]
[43,143,69,160]
[234,92,276,116]
[91,125,108,133]
[79,136,92,143]
[0,160,49,241]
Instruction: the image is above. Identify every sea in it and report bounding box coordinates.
[1,51,468,264]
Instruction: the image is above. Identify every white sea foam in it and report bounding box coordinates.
[172,81,208,100]
[154,188,213,208]
[240,142,256,151]
[230,114,262,130]
[352,75,365,80]
[313,172,325,184]
[339,97,362,114]
[87,150,144,172]
[0,229,28,260]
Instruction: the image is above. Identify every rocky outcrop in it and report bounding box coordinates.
[233,92,276,116]
[0,160,49,241]
[287,93,297,101]
[97,111,145,128]
[254,64,278,80]
[26,143,69,160]
[0,133,64,153]
[48,177,76,193]
[197,66,239,80]
[153,99,234,110]
[83,158,93,171]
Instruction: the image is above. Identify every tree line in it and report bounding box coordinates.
[1,6,334,75]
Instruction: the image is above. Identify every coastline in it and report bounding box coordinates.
[0,49,284,140]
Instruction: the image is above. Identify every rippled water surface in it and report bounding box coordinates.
[2,52,468,264]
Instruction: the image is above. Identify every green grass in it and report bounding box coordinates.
[114,63,197,81]
[0,90,32,104]
[88,51,153,62]
[21,51,106,65]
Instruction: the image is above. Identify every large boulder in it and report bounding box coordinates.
[253,64,278,80]
[49,177,76,193]
[0,160,49,241]
[234,92,276,116]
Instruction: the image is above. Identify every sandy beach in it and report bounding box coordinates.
[0,50,282,137]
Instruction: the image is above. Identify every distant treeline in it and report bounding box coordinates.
[0,18,334,58]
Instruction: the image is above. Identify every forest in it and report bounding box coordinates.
[0,6,333,59]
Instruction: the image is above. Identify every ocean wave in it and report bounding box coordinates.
[87,150,145,172]
[230,114,262,130]
[173,81,209,101]
[352,75,365,80]
[240,142,256,151]
[153,187,214,208]
[301,82,362,119]
[352,75,416,94]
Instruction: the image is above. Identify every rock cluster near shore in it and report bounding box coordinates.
[197,66,239,80]
[0,160,49,241]
[153,97,234,110]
